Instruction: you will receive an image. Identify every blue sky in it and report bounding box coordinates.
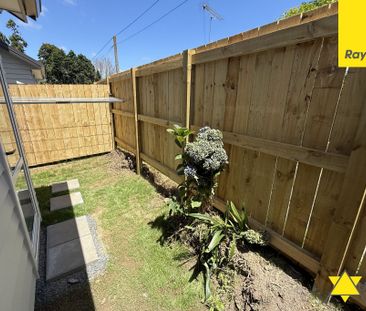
[0,0,305,70]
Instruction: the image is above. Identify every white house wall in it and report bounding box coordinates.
[0,159,37,311]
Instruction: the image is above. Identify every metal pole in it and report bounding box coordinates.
[0,57,41,261]
[113,35,120,73]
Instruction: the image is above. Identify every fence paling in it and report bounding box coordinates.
[108,5,366,307]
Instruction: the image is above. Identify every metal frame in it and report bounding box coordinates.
[0,97,125,104]
[0,143,39,276]
[0,57,41,265]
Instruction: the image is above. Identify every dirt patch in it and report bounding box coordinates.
[141,164,178,198]
[225,248,351,311]
[107,149,135,173]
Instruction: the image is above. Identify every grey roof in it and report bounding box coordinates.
[0,41,42,69]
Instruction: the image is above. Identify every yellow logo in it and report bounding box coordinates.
[339,0,366,67]
[329,271,362,302]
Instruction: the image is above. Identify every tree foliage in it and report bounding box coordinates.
[38,43,99,84]
[0,19,28,53]
[282,0,336,18]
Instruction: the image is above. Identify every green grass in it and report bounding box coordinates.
[31,155,204,311]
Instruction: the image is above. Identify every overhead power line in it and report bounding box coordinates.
[115,0,161,36]
[99,44,114,60]
[92,0,161,60]
[117,0,189,45]
[92,38,113,60]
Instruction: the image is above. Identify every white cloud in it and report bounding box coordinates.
[40,6,48,17]
[91,52,96,57]
[19,19,42,30]
[63,0,77,5]
[59,46,68,52]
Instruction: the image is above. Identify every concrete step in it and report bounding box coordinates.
[50,192,83,212]
[51,179,80,194]
[47,216,91,248]
[46,216,98,281]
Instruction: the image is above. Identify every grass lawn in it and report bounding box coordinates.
[31,154,204,311]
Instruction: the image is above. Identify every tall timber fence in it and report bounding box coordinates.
[107,4,366,305]
[0,84,112,166]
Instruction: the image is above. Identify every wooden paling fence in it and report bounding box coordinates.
[0,84,112,166]
[108,4,366,306]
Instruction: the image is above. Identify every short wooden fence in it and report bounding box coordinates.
[0,84,113,166]
[108,4,366,306]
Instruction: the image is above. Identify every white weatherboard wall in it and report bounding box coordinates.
[0,158,37,310]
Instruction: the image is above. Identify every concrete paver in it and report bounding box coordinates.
[50,192,83,211]
[51,179,80,194]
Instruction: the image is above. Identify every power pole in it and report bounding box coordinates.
[113,35,120,73]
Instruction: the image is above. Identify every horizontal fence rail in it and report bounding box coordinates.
[0,84,113,166]
[108,4,366,307]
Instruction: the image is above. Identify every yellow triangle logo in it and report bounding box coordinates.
[329,271,362,302]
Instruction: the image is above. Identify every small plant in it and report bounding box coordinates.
[166,124,193,150]
[206,293,225,311]
[167,125,228,213]
[188,202,266,300]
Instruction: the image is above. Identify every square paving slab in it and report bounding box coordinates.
[51,179,80,194]
[50,192,83,211]
[46,234,98,280]
[47,216,91,248]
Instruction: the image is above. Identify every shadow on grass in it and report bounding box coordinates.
[148,213,189,246]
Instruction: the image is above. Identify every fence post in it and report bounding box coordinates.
[183,49,193,130]
[130,67,142,175]
[107,76,116,151]
[313,102,366,299]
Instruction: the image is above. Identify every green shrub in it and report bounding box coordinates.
[167,125,227,213]
[282,0,336,18]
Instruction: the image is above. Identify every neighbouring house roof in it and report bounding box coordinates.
[0,41,41,69]
[0,0,41,22]
[0,41,45,81]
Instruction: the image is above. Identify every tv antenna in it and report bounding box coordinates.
[202,3,223,43]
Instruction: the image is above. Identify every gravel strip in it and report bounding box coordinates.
[35,215,108,308]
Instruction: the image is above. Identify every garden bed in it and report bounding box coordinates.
[31,151,358,310]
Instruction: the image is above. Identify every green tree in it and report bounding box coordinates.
[38,43,99,84]
[0,32,10,45]
[282,0,336,18]
[0,19,28,52]
[6,19,28,52]
[95,70,101,81]
[38,44,67,83]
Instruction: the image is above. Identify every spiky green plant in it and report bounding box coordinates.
[188,202,266,300]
